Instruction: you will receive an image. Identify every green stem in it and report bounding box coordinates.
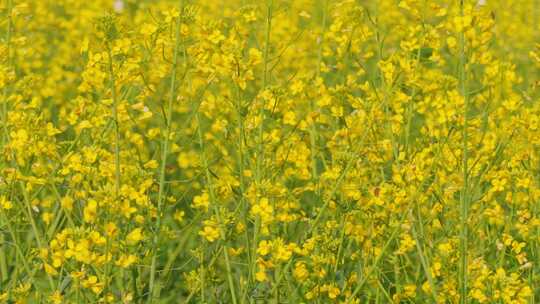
[106,43,121,197]
[232,84,253,296]
[0,234,6,282]
[458,1,470,303]
[19,182,55,289]
[310,0,327,183]
[196,112,238,304]
[148,2,184,302]
[1,0,12,137]
[346,213,407,303]
[0,0,13,284]
[409,211,438,301]
[251,0,273,289]
[103,37,121,298]
[0,209,33,282]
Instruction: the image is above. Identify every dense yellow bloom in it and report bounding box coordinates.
[83,200,98,223]
[126,228,144,245]
[48,291,63,304]
[1,0,539,303]
[199,225,220,242]
[116,254,137,268]
[293,262,309,281]
[0,196,12,210]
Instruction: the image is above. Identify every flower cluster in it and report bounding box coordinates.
[1,0,540,303]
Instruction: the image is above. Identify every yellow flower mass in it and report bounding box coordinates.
[1,0,540,303]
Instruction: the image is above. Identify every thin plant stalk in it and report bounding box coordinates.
[458,1,470,303]
[148,1,184,301]
[195,111,238,304]
[251,0,273,289]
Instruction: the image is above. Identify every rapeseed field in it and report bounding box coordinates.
[1,0,540,303]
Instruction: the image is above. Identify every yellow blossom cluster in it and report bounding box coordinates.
[1,0,540,303]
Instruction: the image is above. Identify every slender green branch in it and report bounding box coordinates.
[345,213,407,303]
[103,36,120,298]
[106,43,121,197]
[0,0,14,284]
[251,0,273,290]
[458,1,470,303]
[0,0,54,291]
[310,0,328,183]
[196,112,238,304]
[1,0,13,141]
[148,1,184,302]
